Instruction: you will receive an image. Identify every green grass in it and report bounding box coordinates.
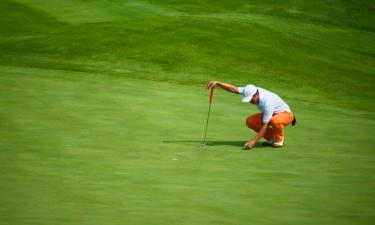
[1,0,375,225]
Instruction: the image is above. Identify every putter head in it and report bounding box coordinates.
[198,142,206,147]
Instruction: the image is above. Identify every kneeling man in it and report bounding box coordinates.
[207,81,296,149]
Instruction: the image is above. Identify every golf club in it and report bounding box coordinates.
[201,86,215,146]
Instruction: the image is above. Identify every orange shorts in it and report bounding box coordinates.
[246,112,294,142]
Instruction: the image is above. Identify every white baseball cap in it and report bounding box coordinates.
[241,84,257,103]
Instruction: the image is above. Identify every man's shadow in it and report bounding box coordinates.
[163,140,269,148]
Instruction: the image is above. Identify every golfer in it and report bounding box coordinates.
[207,81,296,149]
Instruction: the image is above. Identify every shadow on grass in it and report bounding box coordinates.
[163,140,269,148]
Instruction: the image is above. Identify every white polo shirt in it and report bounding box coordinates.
[239,87,291,124]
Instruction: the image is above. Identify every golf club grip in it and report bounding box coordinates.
[210,87,214,104]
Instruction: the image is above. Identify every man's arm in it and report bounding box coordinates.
[245,123,268,149]
[207,81,240,94]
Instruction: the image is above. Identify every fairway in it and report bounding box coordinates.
[1,1,375,225]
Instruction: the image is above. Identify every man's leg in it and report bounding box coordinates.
[246,113,274,141]
[269,112,294,145]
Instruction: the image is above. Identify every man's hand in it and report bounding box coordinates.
[244,140,257,149]
[207,81,218,89]
[246,123,268,150]
[207,81,239,94]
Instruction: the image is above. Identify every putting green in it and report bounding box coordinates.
[1,66,374,225]
[1,0,375,224]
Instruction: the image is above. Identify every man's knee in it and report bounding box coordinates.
[270,120,284,130]
[246,116,258,129]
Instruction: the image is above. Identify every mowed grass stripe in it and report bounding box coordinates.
[1,1,374,112]
[13,0,183,24]
[1,17,374,111]
[0,0,63,36]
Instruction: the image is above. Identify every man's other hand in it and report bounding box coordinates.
[244,140,256,149]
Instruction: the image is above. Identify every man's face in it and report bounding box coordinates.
[250,93,259,104]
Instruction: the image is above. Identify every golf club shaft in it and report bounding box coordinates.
[202,87,214,144]
[202,102,212,144]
